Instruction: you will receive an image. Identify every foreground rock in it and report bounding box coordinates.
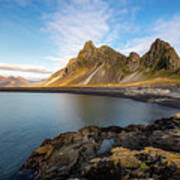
[16,115,180,180]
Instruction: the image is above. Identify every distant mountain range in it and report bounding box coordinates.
[0,76,30,87]
[1,39,180,88]
[44,39,180,87]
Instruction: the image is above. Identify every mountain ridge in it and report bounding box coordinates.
[0,75,30,87]
[45,39,180,87]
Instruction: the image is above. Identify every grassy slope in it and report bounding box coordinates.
[43,69,180,87]
[45,77,180,87]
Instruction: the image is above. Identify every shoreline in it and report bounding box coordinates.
[0,86,180,109]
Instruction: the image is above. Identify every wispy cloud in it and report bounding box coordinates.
[45,56,62,62]
[119,36,155,55]
[120,15,180,56]
[43,0,112,68]
[0,63,52,74]
[45,56,68,70]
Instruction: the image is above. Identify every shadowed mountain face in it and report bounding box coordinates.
[0,76,30,87]
[45,39,180,86]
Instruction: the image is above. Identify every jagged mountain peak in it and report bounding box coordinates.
[99,45,126,58]
[77,41,126,67]
[77,41,96,60]
[126,52,141,72]
[141,38,180,70]
[128,52,140,61]
[81,41,124,57]
[150,38,172,52]
[82,40,96,50]
[153,38,168,45]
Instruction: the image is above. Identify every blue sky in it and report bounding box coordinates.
[0,0,180,80]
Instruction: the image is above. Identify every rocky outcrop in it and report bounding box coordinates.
[16,115,180,180]
[141,39,180,71]
[45,39,180,86]
[127,52,140,72]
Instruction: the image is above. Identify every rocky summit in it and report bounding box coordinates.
[141,39,180,71]
[45,39,180,86]
[16,115,180,180]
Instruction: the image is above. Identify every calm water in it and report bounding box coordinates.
[0,92,179,180]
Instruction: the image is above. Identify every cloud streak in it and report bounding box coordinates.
[0,63,52,74]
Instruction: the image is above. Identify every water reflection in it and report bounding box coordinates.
[54,93,178,128]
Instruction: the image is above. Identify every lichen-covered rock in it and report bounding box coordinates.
[15,116,180,180]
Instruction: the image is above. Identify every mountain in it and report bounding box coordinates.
[0,76,30,87]
[141,39,180,71]
[45,39,180,87]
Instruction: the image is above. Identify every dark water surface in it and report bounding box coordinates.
[0,92,178,180]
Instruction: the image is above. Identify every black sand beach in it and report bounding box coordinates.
[0,86,180,109]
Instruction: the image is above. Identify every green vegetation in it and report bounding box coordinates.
[140,162,149,169]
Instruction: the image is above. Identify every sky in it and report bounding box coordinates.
[0,0,180,80]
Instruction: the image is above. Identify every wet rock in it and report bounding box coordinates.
[97,138,114,155]
[148,129,180,151]
[35,144,54,159]
[114,131,148,150]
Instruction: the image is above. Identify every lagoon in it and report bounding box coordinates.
[0,92,178,180]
